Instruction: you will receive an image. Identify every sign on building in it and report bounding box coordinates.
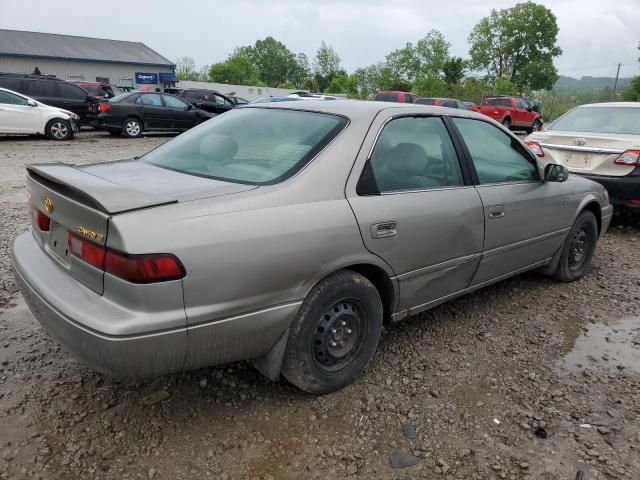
[135,72,158,84]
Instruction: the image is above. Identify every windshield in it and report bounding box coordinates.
[549,106,640,135]
[141,108,348,185]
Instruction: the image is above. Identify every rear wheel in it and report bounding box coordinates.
[122,117,142,138]
[281,271,383,394]
[553,210,598,282]
[46,119,73,141]
[526,119,542,134]
[502,117,512,130]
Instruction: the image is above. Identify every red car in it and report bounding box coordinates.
[414,97,467,109]
[475,96,542,133]
[374,91,417,103]
[71,81,121,100]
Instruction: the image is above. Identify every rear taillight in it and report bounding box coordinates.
[31,207,50,231]
[68,232,106,269]
[67,231,185,283]
[104,250,185,284]
[98,103,112,112]
[613,150,640,167]
[525,141,545,157]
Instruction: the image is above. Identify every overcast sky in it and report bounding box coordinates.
[2,0,639,78]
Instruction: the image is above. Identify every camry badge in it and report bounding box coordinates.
[44,197,54,214]
[574,138,586,146]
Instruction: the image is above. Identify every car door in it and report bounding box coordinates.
[514,98,530,127]
[162,94,194,130]
[56,83,91,120]
[137,93,167,129]
[450,117,574,286]
[346,114,485,314]
[0,90,42,133]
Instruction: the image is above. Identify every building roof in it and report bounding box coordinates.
[0,29,174,67]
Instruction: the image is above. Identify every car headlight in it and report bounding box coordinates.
[70,113,80,121]
[602,188,610,204]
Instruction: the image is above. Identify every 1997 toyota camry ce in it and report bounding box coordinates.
[11,101,613,393]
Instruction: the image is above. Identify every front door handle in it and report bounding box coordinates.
[371,221,397,239]
[488,205,505,219]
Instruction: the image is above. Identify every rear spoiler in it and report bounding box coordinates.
[27,163,177,215]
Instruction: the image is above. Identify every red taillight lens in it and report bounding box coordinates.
[31,207,50,231]
[98,103,112,112]
[613,150,640,167]
[525,141,545,157]
[104,250,185,284]
[68,232,106,269]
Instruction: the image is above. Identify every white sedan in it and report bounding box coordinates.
[0,87,79,140]
[526,102,640,215]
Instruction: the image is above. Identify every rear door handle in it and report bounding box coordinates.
[370,221,397,239]
[488,205,505,219]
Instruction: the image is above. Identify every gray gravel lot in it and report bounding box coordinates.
[1,131,639,480]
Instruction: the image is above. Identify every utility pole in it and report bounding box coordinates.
[613,63,622,100]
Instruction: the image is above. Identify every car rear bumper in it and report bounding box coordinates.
[11,232,300,377]
[574,170,640,211]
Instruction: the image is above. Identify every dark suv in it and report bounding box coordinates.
[0,74,99,123]
[167,88,236,114]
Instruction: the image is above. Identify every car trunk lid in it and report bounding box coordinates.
[26,160,256,294]
[531,131,640,176]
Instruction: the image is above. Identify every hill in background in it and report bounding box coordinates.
[554,75,632,92]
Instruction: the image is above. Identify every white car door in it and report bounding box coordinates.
[0,90,43,133]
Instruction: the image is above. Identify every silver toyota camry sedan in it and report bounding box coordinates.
[12,101,613,394]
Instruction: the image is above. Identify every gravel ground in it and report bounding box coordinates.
[1,131,639,480]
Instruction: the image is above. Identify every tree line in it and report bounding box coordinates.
[175,1,638,120]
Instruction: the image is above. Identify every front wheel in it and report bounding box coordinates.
[281,271,383,394]
[122,117,142,138]
[46,119,74,140]
[553,210,598,282]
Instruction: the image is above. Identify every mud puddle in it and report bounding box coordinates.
[559,316,640,375]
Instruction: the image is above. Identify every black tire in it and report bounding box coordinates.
[122,117,142,138]
[526,119,542,134]
[553,210,598,282]
[46,119,73,141]
[281,271,383,394]
[502,117,512,130]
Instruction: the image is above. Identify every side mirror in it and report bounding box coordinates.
[532,105,540,113]
[544,163,569,182]
[27,99,37,107]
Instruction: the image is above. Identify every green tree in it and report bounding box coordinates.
[494,76,518,95]
[353,63,411,98]
[291,53,311,89]
[242,37,298,87]
[442,57,467,86]
[468,2,562,90]
[33,66,42,76]
[327,74,359,97]
[313,41,342,92]
[209,51,261,85]
[175,56,200,81]
[624,76,640,101]
[413,71,447,97]
[385,30,450,81]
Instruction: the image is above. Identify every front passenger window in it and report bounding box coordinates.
[452,118,539,184]
[360,116,464,194]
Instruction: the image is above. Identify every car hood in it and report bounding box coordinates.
[28,159,257,214]
[36,101,76,118]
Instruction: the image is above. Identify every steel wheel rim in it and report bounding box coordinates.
[126,121,140,136]
[313,299,365,373]
[568,226,589,269]
[533,122,541,131]
[51,122,68,139]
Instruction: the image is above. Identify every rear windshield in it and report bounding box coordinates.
[375,92,399,102]
[141,108,348,185]
[549,106,640,135]
[109,93,134,103]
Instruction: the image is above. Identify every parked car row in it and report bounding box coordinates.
[373,90,543,133]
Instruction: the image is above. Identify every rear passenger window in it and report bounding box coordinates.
[452,118,539,184]
[140,94,163,106]
[58,83,88,100]
[359,116,464,194]
[28,80,56,97]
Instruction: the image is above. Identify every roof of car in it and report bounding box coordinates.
[244,99,492,121]
[576,102,640,108]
